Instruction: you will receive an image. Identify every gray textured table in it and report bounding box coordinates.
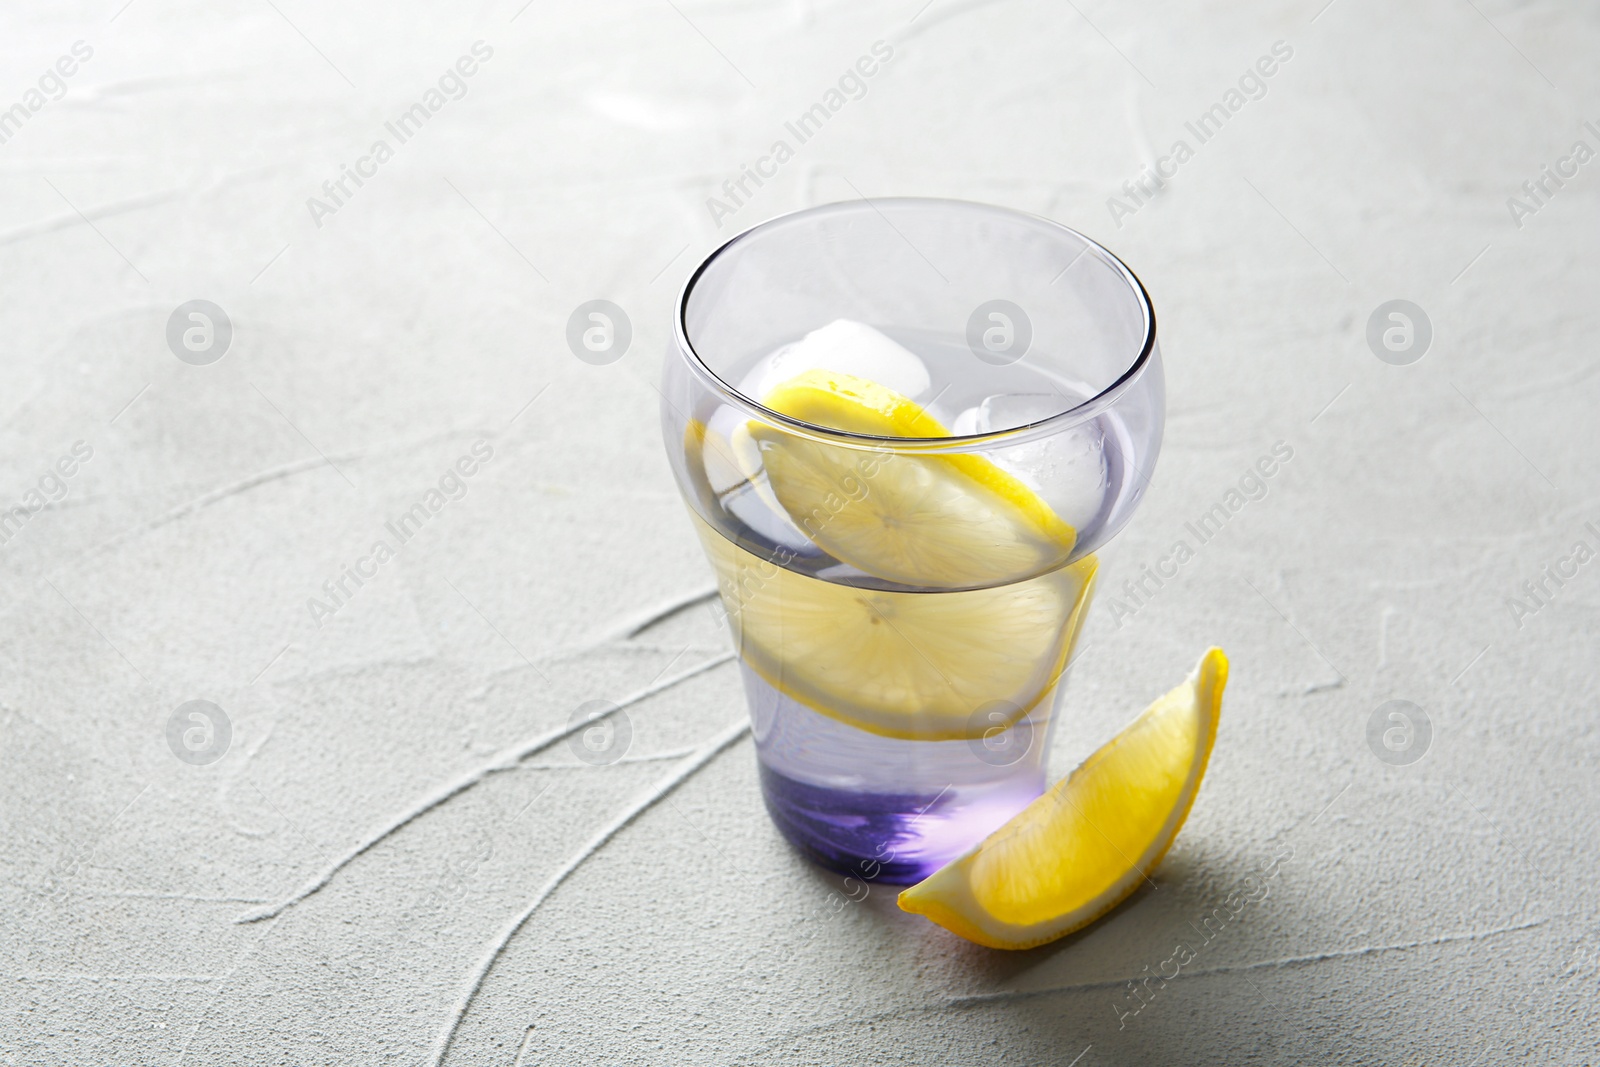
[3,1,1596,1063]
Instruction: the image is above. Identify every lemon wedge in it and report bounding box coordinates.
[696,518,1097,740]
[897,648,1228,948]
[747,369,1075,589]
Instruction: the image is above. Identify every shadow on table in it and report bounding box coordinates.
[748,843,1338,1065]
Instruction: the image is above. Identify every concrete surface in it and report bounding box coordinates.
[2,0,1597,1063]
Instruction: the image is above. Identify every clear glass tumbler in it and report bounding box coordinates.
[661,198,1163,883]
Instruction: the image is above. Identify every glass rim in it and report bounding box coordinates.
[673,196,1158,452]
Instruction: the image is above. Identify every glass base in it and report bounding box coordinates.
[758,763,1040,885]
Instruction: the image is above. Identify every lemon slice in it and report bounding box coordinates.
[695,518,1097,740]
[748,369,1075,588]
[897,648,1228,948]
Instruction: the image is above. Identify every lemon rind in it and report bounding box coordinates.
[750,370,1077,584]
[897,648,1228,948]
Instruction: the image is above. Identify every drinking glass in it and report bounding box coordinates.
[661,198,1162,883]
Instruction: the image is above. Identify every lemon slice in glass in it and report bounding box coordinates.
[897,648,1228,948]
[747,369,1076,589]
[695,519,1096,741]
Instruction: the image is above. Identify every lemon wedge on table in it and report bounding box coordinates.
[898,648,1229,949]
[747,369,1076,589]
[697,522,1096,740]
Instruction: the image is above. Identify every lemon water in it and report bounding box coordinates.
[700,323,1135,583]
[686,325,1118,882]
[703,527,1094,883]
[748,667,1061,884]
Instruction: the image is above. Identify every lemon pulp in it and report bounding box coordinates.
[695,517,1095,740]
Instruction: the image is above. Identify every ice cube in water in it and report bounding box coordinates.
[737,319,933,405]
[974,393,1109,533]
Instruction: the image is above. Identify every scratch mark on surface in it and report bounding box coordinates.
[516,744,698,771]
[902,0,1027,42]
[84,428,499,559]
[1494,357,1600,401]
[15,972,221,982]
[235,651,737,923]
[455,586,727,695]
[84,455,331,556]
[428,716,749,1067]
[581,641,726,657]
[84,889,270,904]
[70,70,253,103]
[947,918,1546,1004]
[512,1025,538,1066]
[1376,604,1397,671]
[609,585,721,641]
[0,165,282,249]
[0,188,185,248]
[220,717,278,839]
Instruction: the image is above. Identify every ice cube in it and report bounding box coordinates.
[696,405,821,557]
[949,406,983,436]
[974,394,1109,532]
[740,319,932,402]
[975,393,1079,433]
